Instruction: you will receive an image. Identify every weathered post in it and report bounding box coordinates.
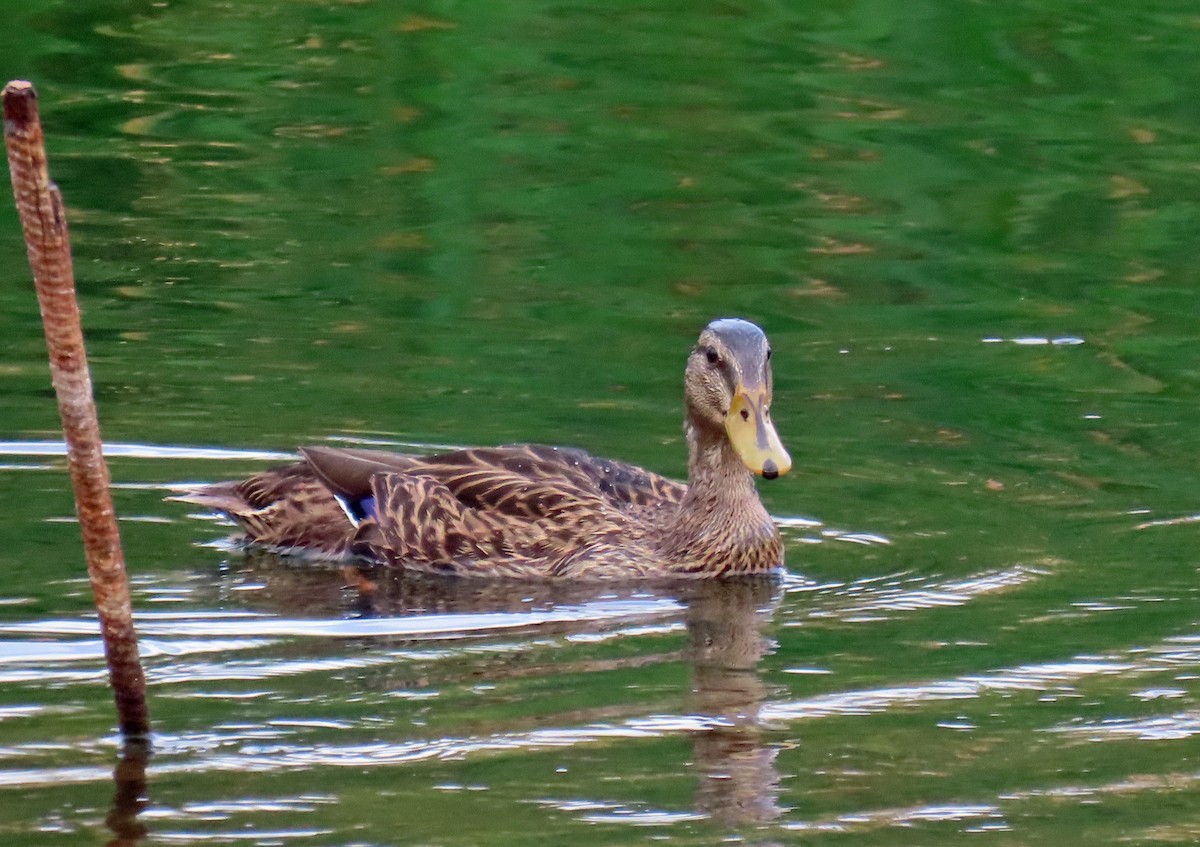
[3,80,150,738]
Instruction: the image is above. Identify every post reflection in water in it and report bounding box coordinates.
[105,741,150,847]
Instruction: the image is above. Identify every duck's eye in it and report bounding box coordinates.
[766,347,772,361]
[704,346,721,366]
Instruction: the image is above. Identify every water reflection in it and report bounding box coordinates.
[228,551,690,635]
[199,557,786,830]
[686,578,783,827]
[105,742,150,847]
[8,551,1200,840]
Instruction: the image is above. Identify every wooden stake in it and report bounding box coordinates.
[3,80,150,738]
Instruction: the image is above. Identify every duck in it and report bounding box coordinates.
[173,317,791,579]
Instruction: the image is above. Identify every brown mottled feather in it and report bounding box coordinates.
[174,463,356,558]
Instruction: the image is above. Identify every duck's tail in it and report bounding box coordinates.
[168,463,359,560]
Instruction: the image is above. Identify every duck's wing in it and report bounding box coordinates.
[357,472,488,569]
[301,446,421,498]
[408,444,686,512]
[306,443,686,515]
[348,445,685,574]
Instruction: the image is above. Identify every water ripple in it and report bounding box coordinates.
[0,638,274,665]
[153,828,334,842]
[139,797,333,827]
[581,808,708,825]
[0,440,294,462]
[533,795,709,825]
[1052,710,1200,741]
[0,705,62,722]
[980,336,1085,346]
[761,655,1134,723]
[776,514,892,546]
[784,802,1005,833]
[0,598,682,641]
[782,565,1045,625]
[0,623,1196,789]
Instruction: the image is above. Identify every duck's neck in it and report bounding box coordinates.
[656,417,781,574]
[683,419,758,506]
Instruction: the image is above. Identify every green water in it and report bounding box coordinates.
[1,0,1199,843]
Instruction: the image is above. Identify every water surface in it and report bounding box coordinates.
[1,1,1199,844]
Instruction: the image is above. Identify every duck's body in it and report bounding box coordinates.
[175,318,791,580]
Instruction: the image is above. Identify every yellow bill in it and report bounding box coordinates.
[725,390,791,479]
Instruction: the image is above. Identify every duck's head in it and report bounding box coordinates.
[685,318,791,479]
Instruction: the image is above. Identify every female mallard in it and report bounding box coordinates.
[175,318,791,579]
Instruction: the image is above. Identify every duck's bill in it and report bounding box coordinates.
[725,390,792,479]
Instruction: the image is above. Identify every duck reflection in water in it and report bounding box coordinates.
[201,557,785,830]
[685,577,784,827]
